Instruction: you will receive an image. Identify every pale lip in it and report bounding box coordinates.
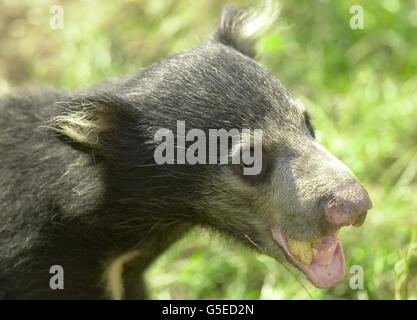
[271,229,346,288]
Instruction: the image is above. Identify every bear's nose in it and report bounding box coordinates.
[324,181,373,227]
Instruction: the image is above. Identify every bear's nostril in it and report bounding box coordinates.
[324,186,372,228]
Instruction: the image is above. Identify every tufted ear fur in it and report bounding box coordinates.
[49,93,139,155]
[211,0,279,58]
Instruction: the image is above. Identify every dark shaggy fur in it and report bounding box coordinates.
[0,3,371,299]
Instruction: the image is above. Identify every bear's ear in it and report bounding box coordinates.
[49,93,137,153]
[211,0,279,58]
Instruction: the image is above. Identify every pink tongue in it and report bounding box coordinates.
[312,236,338,266]
[307,241,345,288]
[271,229,346,288]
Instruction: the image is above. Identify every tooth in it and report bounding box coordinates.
[287,239,313,265]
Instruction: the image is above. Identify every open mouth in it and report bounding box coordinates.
[271,229,345,288]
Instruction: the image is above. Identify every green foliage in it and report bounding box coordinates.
[1,0,416,299]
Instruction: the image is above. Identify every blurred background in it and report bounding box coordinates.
[1,0,416,299]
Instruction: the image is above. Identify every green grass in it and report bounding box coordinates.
[1,0,416,299]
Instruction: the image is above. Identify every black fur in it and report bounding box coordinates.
[0,4,371,299]
[0,5,286,298]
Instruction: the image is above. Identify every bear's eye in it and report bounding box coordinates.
[241,146,256,168]
[304,111,315,139]
[231,147,270,186]
[242,159,255,168]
